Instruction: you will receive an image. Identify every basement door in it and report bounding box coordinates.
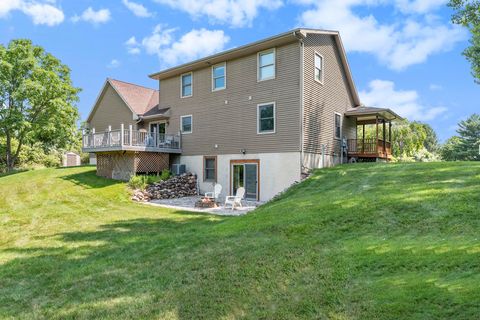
[231,160,259,201]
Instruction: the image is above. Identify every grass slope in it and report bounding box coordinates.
[0,163,479,319]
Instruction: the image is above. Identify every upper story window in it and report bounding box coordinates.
[257,102,275,134]
[258,49,275,81]
[315,52,324,84]
[181,115,192,134]
[212,63,226,91]
[181,72,192,98]
[334,113,341,139]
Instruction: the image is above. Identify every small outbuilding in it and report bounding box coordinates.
[62,152,81,167]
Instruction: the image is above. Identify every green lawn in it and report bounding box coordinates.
[0,163,479,319]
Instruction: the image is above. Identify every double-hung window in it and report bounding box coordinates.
[258,49,275,81]
[314,52,324,84]
[334,113,341,139]
[257,102,275,134]
[181,115,192,134]
[212,63,226,91]
[181,72,192,98]
[204,156,216,182]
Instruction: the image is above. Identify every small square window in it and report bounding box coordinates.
[181,115,192,134]
[181,73,192,97]
[258,49,275,81]
[258,103,275,134]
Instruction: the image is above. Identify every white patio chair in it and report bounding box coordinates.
[225,187,245,210]
[205,184,222,201]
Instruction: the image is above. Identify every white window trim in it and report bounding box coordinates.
[257,102,276,135]
[211,62,226,92]
[314,51,324,85]
[334,112,342,140]
[180,115,193,134]
[180,72,193,98]
[257,48,276,82]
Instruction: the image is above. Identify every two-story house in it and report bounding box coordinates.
[83,28,401,201]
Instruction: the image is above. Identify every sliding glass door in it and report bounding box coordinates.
[232,162,258,200]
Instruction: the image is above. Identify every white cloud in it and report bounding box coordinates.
[129,26,230,67]
[72,7,111,24]
[429,84,442,91]
[359,79,447,121]
[107,59,121,68]
[141,25,176,55]
[22,2,64,26]
[0,0,64,26]
[297,0,466,70]
[0,0,22,17]
[122,0,153,17]
[152,0,282,27]
[125,36,141,54]
[394,0,448,14]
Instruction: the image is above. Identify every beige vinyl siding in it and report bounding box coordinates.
[88,83,137,132]
[302,34,356,156]
[159,41,301,156]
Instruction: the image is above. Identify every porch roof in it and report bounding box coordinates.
[138,107,171,121]
[345,106,403,123]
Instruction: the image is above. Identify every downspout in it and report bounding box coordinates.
[295,31,305,177]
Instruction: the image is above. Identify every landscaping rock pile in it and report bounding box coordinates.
[132,173,197,201]
[131,189,150,202]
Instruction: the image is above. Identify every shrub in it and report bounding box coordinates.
[128,175,148,190]
[146,175,162,185]
[159,169,171,181]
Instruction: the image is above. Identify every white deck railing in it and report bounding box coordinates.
[82,127,181,151]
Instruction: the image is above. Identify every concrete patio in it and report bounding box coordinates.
[145,196,264,216]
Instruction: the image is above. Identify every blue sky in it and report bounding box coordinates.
[1,0,478,141]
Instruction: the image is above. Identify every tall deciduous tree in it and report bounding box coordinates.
[0,39,80,170]
[419,123,439,153]
[449,0,480,83]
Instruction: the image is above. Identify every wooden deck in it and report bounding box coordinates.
[82,129,182,154]
[347,139,392,159]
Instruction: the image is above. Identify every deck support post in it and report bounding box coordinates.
[362,124,365,153]
[153,127,157,148]
[389,121,392,155]
[383,120,386,157]
[375,116,379,154]
[129,124,133,146]
[120,124,124,146]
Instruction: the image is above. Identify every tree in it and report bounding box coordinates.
[391,120,428,158]
[0,39,80,171]
[449,0,480,83]
[420,123,439,153]
[457,113,480,160]
[440,136,462,160]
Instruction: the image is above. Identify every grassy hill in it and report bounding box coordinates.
[0,162,479,319]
